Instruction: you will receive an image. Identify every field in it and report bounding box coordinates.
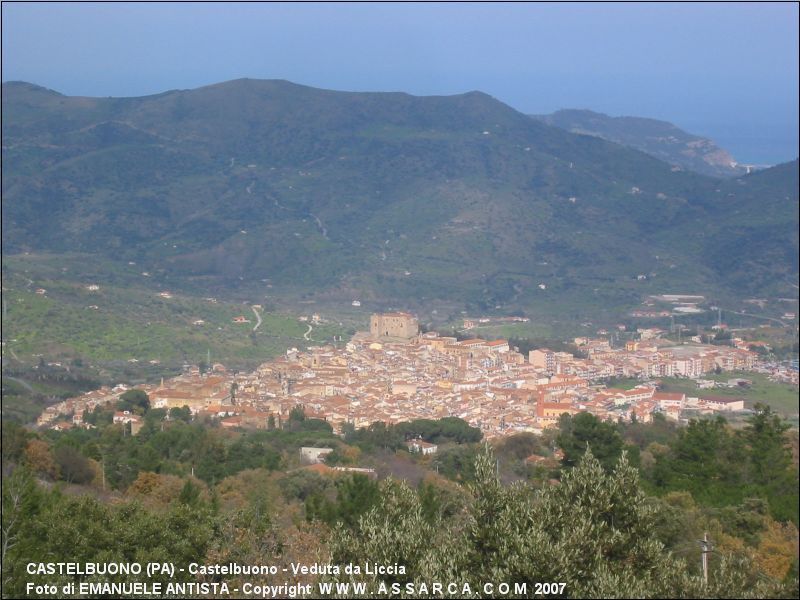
[1,255,353,423]
[659,372,799,419]
[2,255,348,367]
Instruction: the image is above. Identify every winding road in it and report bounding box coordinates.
[5,376,34,393]
[251,306,262,331]
[309,212,328,239]
[303,324,313,341]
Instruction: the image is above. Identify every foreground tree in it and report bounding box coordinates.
[326,445,794,598]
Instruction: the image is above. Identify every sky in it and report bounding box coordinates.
[2,1,798,164]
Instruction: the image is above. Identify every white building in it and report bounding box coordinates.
[406,439,438,455]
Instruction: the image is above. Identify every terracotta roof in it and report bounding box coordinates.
[701,395,744,404]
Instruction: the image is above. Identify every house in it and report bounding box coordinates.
[113,410,136,424]
[113,410,143,434]
[486,339,510,353]
[701,396,745,412]
[406,438,438,455]
[529,349,556,371]
[333,466,378,479]
[391,381,417,396]
[653,391,686,410]
[300,447,334,464]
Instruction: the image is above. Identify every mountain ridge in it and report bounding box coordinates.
[531,108,745,178]
[3,79,797,318]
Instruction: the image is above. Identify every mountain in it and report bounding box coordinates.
[2,79,798,320]
[531,109,745,178]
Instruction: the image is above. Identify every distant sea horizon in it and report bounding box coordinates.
[711,134,798,167]
[677,121,799,167]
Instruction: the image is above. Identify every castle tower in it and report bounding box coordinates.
[369,312,419,340]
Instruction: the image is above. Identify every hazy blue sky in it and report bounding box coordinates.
[2,2,798,164]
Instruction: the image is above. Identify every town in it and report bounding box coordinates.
[36,311,791,439]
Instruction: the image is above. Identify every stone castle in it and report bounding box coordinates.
[369,312,419,340]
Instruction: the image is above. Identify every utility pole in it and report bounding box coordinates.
[698,532,712,584]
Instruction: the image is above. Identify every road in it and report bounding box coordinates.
[309,212,328,239]
[251,306,262,331]
[5,376,34,393]
[303,324,313,341]
[720,308,790,328]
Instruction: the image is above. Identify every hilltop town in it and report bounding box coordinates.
[37,311,792,438]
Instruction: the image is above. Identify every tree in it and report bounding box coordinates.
[755,518,799,581]
[23,439,58,480]
[743,404,798,523]
[178,479,201,507]
[168,406,192,423]
[557,412,624,471]
[327,445,793,598]
[327,476,438,589]
[117,389,150,415]
[1,467,41,590]
[650,416,747,507]
[307,474,379,528]
[230,382,239,404]
[3,493,215,596]
[288,405,306,422]
[1,421,31,464]
[53,444,94,484]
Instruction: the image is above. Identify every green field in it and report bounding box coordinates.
[659,372,799,418]
[456,321,558,340]
[2,256,352,423]
[2,257,347,368]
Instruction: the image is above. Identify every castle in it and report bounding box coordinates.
[369,312,419,340]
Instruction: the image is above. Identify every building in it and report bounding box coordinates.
[701,396,745,412]
[300,447,334,464]
[113,411,143,434]
[406,439,438,455]
[529,349,556,372]
[653,392,686,411]
[370,312,419,340]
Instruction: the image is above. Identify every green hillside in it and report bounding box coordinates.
[3,79,798,319]
[531,108,745,177]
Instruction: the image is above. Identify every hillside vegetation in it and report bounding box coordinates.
[2,407,797,597]
[532,108,745,177]
[3,79,798,317]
